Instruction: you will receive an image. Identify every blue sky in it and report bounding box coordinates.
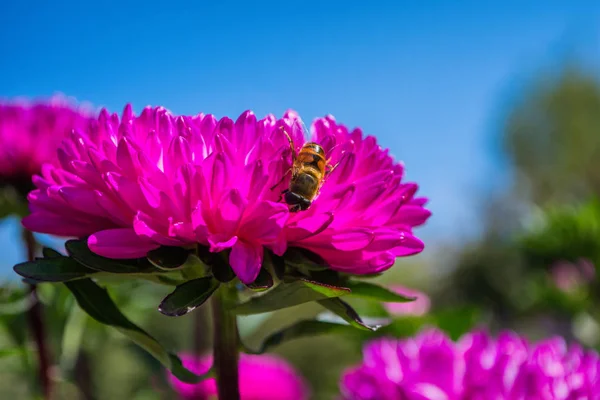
[1,1,600,270]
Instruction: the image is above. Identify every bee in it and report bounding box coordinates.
[271,125,339,212]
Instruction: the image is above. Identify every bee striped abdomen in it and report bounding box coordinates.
[290,142,326,201]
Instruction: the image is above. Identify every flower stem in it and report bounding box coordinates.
[211,284,240,400]
[22,228,53,400]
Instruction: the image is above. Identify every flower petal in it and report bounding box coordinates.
[88,228,159,259]
[229,240,263,284]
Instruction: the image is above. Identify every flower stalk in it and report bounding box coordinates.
[22,228,53,400]
[211,284,240,400]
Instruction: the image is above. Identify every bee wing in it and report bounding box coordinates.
[288,115,311,146]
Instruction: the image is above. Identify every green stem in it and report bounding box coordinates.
[22,228,53,400]
[211,284,240,400]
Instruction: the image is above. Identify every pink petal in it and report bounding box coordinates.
[133,212,185,247]
[391,233,425,256]
[208,235,238,253]
[116,137,140,177]
[58,187,105,217]
[191,202,209,241]
[286,212,334,242]
[22,212,101,237]
[392,205,432,228]
[88,228,160,259]
[240,201,288,242]
[229,240,263,284]
[329,228,374,251]
[215,189,247,237]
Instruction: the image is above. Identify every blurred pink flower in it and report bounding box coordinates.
[382,285,430,316]
[340,328,600,399]
[0,96,92,192]
[23,106,429,283]
[551,258,596,294]
[167,353,309,400]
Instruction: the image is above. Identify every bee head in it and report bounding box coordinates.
[284,191,312,212]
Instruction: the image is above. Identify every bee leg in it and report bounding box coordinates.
[277,189,289,203]
[325,160,341,176]
[279,126,298,163]
[269,168,292,191]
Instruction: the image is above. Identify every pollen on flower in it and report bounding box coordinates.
[23,105,430,284]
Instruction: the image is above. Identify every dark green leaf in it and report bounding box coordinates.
[147,246,191,270]
[14,257,98,283]
[65,239,150,274]
[42,248,63,259]
[345,281,416,303]
[158,277,220,317]
[233,278,350,315]
[246,268,273,292]
[264,251,285,281]
[284,247,329,271]
[318,298,380,331]
[245,320,358,354]
[197,247,235,283]
[64,279,208,383]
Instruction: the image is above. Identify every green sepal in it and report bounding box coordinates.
[245,268,274,292]
[232,278,350,315]
[147,246,192,270]
[158,277,220,317]
[244,320,358,354]
[345,281,416,303]
[318,298,381,331]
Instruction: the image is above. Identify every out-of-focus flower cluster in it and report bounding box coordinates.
[167,353,309,400]
[340,328,600,399]
[0,96,92,192]
[23,105,430,283]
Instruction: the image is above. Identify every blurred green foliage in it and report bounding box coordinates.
[439,66,600,345]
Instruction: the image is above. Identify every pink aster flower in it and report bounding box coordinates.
[0,96,92,192]
[23,106,429,283]
[166,353,309,400]
[382,285,430,317]
[340,328,600,400]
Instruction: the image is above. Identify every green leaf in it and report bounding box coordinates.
[284,247,329,271]
[233,278,351,315]
[64,279,207,383]
[147,246,191,270]
[318,298,380,331]
[345,281,416,303]
[264,251,285,281]
[65,239,152,274]
[14,257,98,283]
[42,248,63,259]
[245,320,358,354]
[158,277,220,317]
[246,268,273,292]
